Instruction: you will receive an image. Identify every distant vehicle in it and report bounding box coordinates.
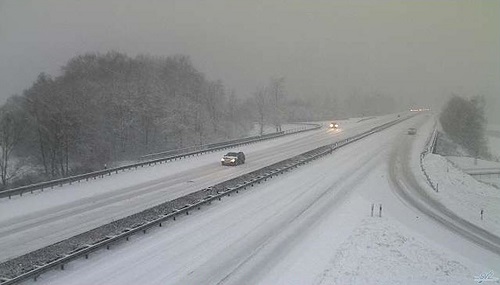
[221,152,245,166]
[329,122,339,129]
[407,128,417,135]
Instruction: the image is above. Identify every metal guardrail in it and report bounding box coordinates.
[0,123,321,200]
[0,116,412,285]
[420,122,439,192]
[141,123,321,161]
[429,129,438,154]
[140,131,285,161]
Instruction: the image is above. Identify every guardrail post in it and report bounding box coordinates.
[481,209,484,220]
[379,204,382,217]
[371,203,374,217]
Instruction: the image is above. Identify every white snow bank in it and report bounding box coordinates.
[423,154,500,236]
[315,218,474,285]
[446,156,500,172]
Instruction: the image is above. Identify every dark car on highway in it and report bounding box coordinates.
[407,128,417,135]
[221,152,246,166]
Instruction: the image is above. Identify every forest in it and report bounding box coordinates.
[0,51,400,189]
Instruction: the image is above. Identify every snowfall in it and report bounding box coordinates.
[1,113,498,285]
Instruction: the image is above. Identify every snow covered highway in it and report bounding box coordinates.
[8,113,497,285]
[389,119,500,256]
[0,115,399,263]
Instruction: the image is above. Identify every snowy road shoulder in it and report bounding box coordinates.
[409,115,500,238]
[315,217,473,285]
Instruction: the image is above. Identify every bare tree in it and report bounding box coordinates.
[268,77,285,132]
[0,98,25,185]
[253,87,268,135]
[0,51,255,186]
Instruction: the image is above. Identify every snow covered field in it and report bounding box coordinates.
[25,113,499,285]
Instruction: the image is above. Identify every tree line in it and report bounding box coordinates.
[0,51,253,187]
[0,50,405,189]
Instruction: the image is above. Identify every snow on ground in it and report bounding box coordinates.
[412,116,500,237]
[28,114,495,285]
[0,113,402,262]
[446,156,500,172]
[423,154,500,236]
[434,132,471,157]
[246,123,311,136]
[0,115,387,222]
[315,218,472,285]
[445,156,500,188]
[0,115,389,221]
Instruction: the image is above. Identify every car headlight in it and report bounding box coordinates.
[230,159,236,162]
[221,158,225,162]
[329,123,334,128]
[334,124,339,128]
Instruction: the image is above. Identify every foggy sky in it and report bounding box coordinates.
[1,0,499,121]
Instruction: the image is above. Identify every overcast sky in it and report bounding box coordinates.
[1,0,499,120]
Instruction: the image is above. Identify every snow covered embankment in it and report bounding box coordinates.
[316,218,472,285]
[422,153,500,237]
[415,117,500,237]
